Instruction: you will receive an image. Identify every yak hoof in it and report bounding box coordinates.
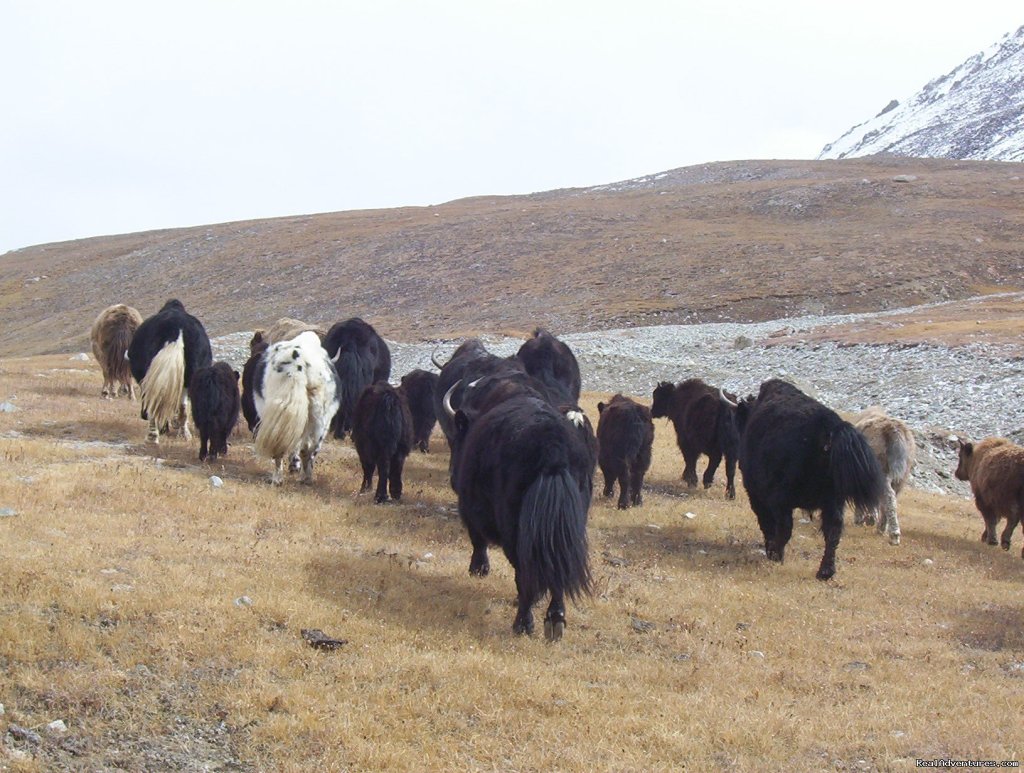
[765,546,784,563]
[725,488,736,501]
[374,494,388,504]
[513,616,534,637]
[1001,541,1011,551]
[816,564,836,581]
[888,533,901,546]
[544,618,565,643]
[469,560,489,577]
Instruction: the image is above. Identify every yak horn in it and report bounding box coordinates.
[329,348,341,364]
[442,380,461,418]
[430,348,445,370]
[719,387,738,408]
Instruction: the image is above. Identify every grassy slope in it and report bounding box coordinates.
[2,157,1024,357]
[1,357,1021,771]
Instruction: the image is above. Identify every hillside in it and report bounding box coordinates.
[820,25,1024,161]
[2,157,1023,357]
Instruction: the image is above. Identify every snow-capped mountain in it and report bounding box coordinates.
[819,25,1024,161]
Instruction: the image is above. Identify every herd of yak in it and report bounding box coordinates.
[88,300,1024,641]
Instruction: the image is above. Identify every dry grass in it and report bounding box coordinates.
[1,357,1022,771]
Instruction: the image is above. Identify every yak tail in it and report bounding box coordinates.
[883,426,913,487]
[103,324,135,386]
[334,350,371,437]
[254,373,308,461]
[830,423,886,513]
[716,403,740,458]
[140,333,185,430]
[516,469,592,605]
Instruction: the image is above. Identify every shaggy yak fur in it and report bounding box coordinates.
[597,394,654,509]
[90,304,143,399]
[253,331,340,485]
[322,318,391,440]
[126,299,212,444]
[956,436,1024,557]
[352,381,414,503]
[453,394,593,641]
[515,328,582,403]
[852,407,916,545]
[399,368,440,452]
[651,378,740,499]
[735,379,884,580]
[188,362,240,462]
[240,335,269,433]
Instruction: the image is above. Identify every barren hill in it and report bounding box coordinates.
[3,157,1023,357]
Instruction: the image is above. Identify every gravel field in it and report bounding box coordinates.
[213,303,1024,498]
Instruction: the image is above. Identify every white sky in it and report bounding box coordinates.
[1,1,1021,254]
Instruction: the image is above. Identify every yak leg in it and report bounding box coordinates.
[270,457,285,486]
[703,450,722,489]
[512,570,538,636]
[388,453,405,502]
[177,399,192,442]
[359,458,374,493]
[147,416,160,444]
[723,454,737,500]
[373,458,391,503]
[198,429,209,462]
[681,448,699,488]
[298,448,315,484]
[1000,505,1019,552]
[877,483,900,545]
[616,467,631,509]
[816,502,844,580]
[772,507,794,564]
[977,499,999,545]
[600,463,615,499]
[748,494,779,560]
[629,462,645,507]
[464,517,490,577]
[544,589,566,642]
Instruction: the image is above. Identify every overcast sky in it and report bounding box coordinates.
[1,1,1021,254]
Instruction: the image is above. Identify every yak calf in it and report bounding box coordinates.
[352,381,414,503]
[597,394,654,509]
[956,436,1024,557]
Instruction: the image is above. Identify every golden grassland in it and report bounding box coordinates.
[1,356,1023,771]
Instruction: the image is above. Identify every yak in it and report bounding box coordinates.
[90,303,143,400]
[651,378,739,499]
[352,381,414,503]
[452,394,593,641]
[955,436,1024,556]
[253,331,341,485]
[323,318,391,440]
[515,328,581,403]
[127,299,212,444]
[732,379,884,580]
[399,368,440,452]
[852,407,916,545]
[597,394,655,509]
[188,361,240,462]
[240,335,269,434]
[432,338,526,449]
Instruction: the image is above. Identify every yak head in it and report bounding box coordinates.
[954,438,973,481]
[650,381,676,419]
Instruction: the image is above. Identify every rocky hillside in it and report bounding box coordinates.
[820,25,1024,161]
[1,157,1023,357]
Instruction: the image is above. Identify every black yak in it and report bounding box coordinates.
[453,394,593,641]
[733,379,884,580]
[955,436,1024,556]
[515,328,581,403]
[352,381,414,503]
[90,304,143,399]
[188,362,240,462]
[127,299,212,444]
[597,394,654,509]
[323,318,391,440]
[399,368,440,452]
[240,334,269,434]
[651,378,739,499]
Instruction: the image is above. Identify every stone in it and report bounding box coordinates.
[46,719,67,734]
[234,595,253,607]
[210,475,224,488]
[0,402,18,412]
